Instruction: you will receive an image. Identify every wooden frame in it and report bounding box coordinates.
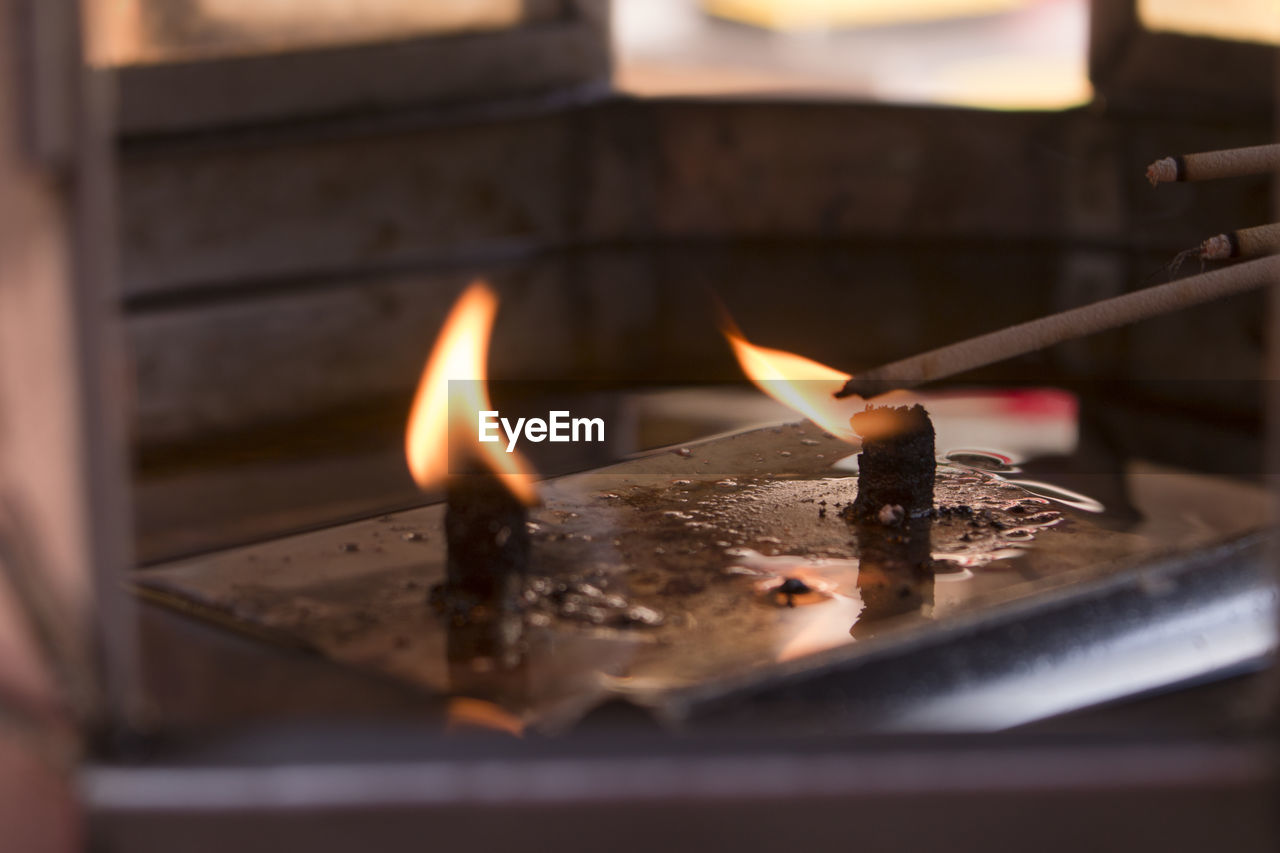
[114,0,612,135]
[1089,0,1276,115]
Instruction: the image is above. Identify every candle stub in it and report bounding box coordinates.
[849,404,936,520]
[438,470,530,619]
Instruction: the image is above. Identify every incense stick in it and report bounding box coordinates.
[1199,222,1280,260]
[834,254,1280,398]
[1146,143,1280,185]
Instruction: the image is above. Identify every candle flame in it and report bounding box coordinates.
[405,281,537,504]
[723,327,863,440]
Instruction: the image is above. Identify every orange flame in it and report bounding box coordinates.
[445,697,525,737]
[405,281,537,503]
[724,327,864,440]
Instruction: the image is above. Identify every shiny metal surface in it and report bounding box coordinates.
[135,417,1276,733]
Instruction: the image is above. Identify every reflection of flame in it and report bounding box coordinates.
[445,697,525,736]
[724,328,864,439]
[405,281,537,503]
[726,551,865,662]
[776,589,865,662]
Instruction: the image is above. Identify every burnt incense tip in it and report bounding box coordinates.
[834,376,895,399]
[849,404,936,520]
[1200,233,1234,261]
[1145,156,1178,186]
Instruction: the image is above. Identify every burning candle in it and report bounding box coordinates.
[723,322,940,619]
[405,281,538,618]
[722,315,939,520]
